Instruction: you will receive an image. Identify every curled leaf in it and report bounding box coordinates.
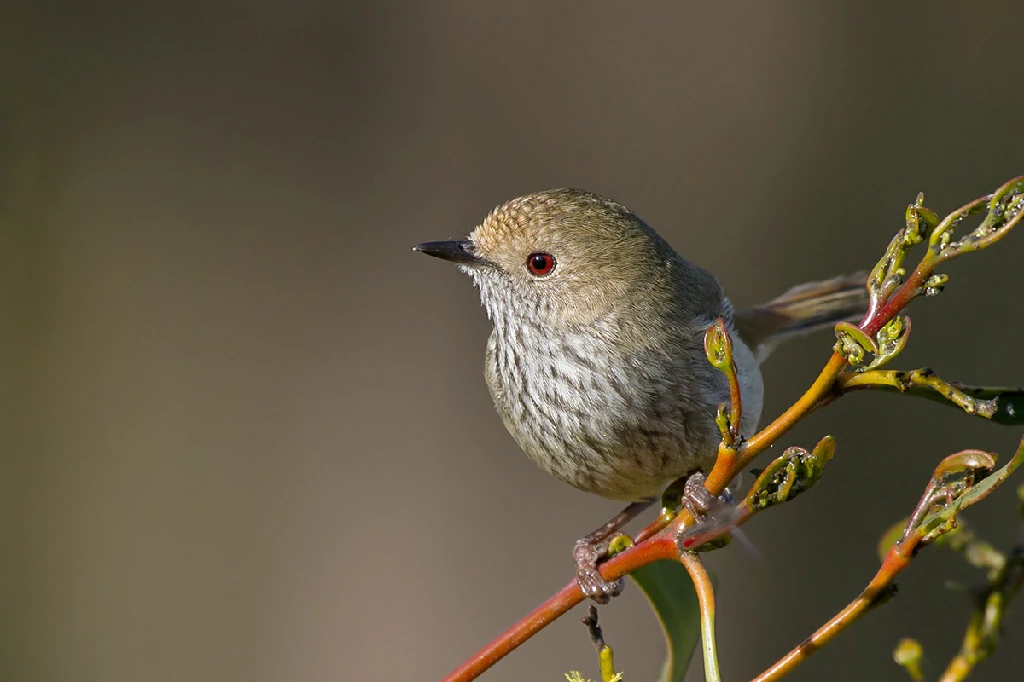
[905,440,1023,548]
[833,316,911,370]
[746,436,836,511]
[703,318,733,370]
[867,231,908,304]
[834,322,877,366]
[868,315,911,369]
[929,176,1024,265]
[931,449,997,480]
[868,193,936,308]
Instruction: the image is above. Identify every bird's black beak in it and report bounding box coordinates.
[412,240,484,266]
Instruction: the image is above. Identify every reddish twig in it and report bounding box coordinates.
[754,440,1024,680]
[441,534,678,682]
[752,544,905,682]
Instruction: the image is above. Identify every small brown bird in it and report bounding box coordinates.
[415,189,866,600]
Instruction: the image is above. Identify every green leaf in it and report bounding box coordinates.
[630,559,711,682]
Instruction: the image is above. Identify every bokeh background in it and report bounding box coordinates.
[4,2,1024,681]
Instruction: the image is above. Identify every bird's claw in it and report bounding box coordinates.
[573,538,624,604]
[682,471,719,521]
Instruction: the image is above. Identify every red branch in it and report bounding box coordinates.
[441,536,678,682]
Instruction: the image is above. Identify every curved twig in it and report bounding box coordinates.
[679,552,721,682]
[754,440,1024,681]
[440,535,679,682]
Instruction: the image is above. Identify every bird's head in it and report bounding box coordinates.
[414,189,679,331]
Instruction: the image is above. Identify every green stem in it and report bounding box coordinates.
[835,369,1009,421]
[679,552,720,682]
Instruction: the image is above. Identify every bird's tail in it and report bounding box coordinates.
[733,273,869,362]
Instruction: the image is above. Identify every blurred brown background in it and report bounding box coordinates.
[3,2,1024,681]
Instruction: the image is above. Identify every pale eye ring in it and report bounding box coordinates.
[526,252,556,277]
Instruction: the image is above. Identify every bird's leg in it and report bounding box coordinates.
[573,498,654,604]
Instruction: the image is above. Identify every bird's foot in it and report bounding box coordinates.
[676,471,750,552]
[573,537,624,605]
[571,498,654,603]
[681,471,719,521]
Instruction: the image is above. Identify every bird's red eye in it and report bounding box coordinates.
[526,252,556,277]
